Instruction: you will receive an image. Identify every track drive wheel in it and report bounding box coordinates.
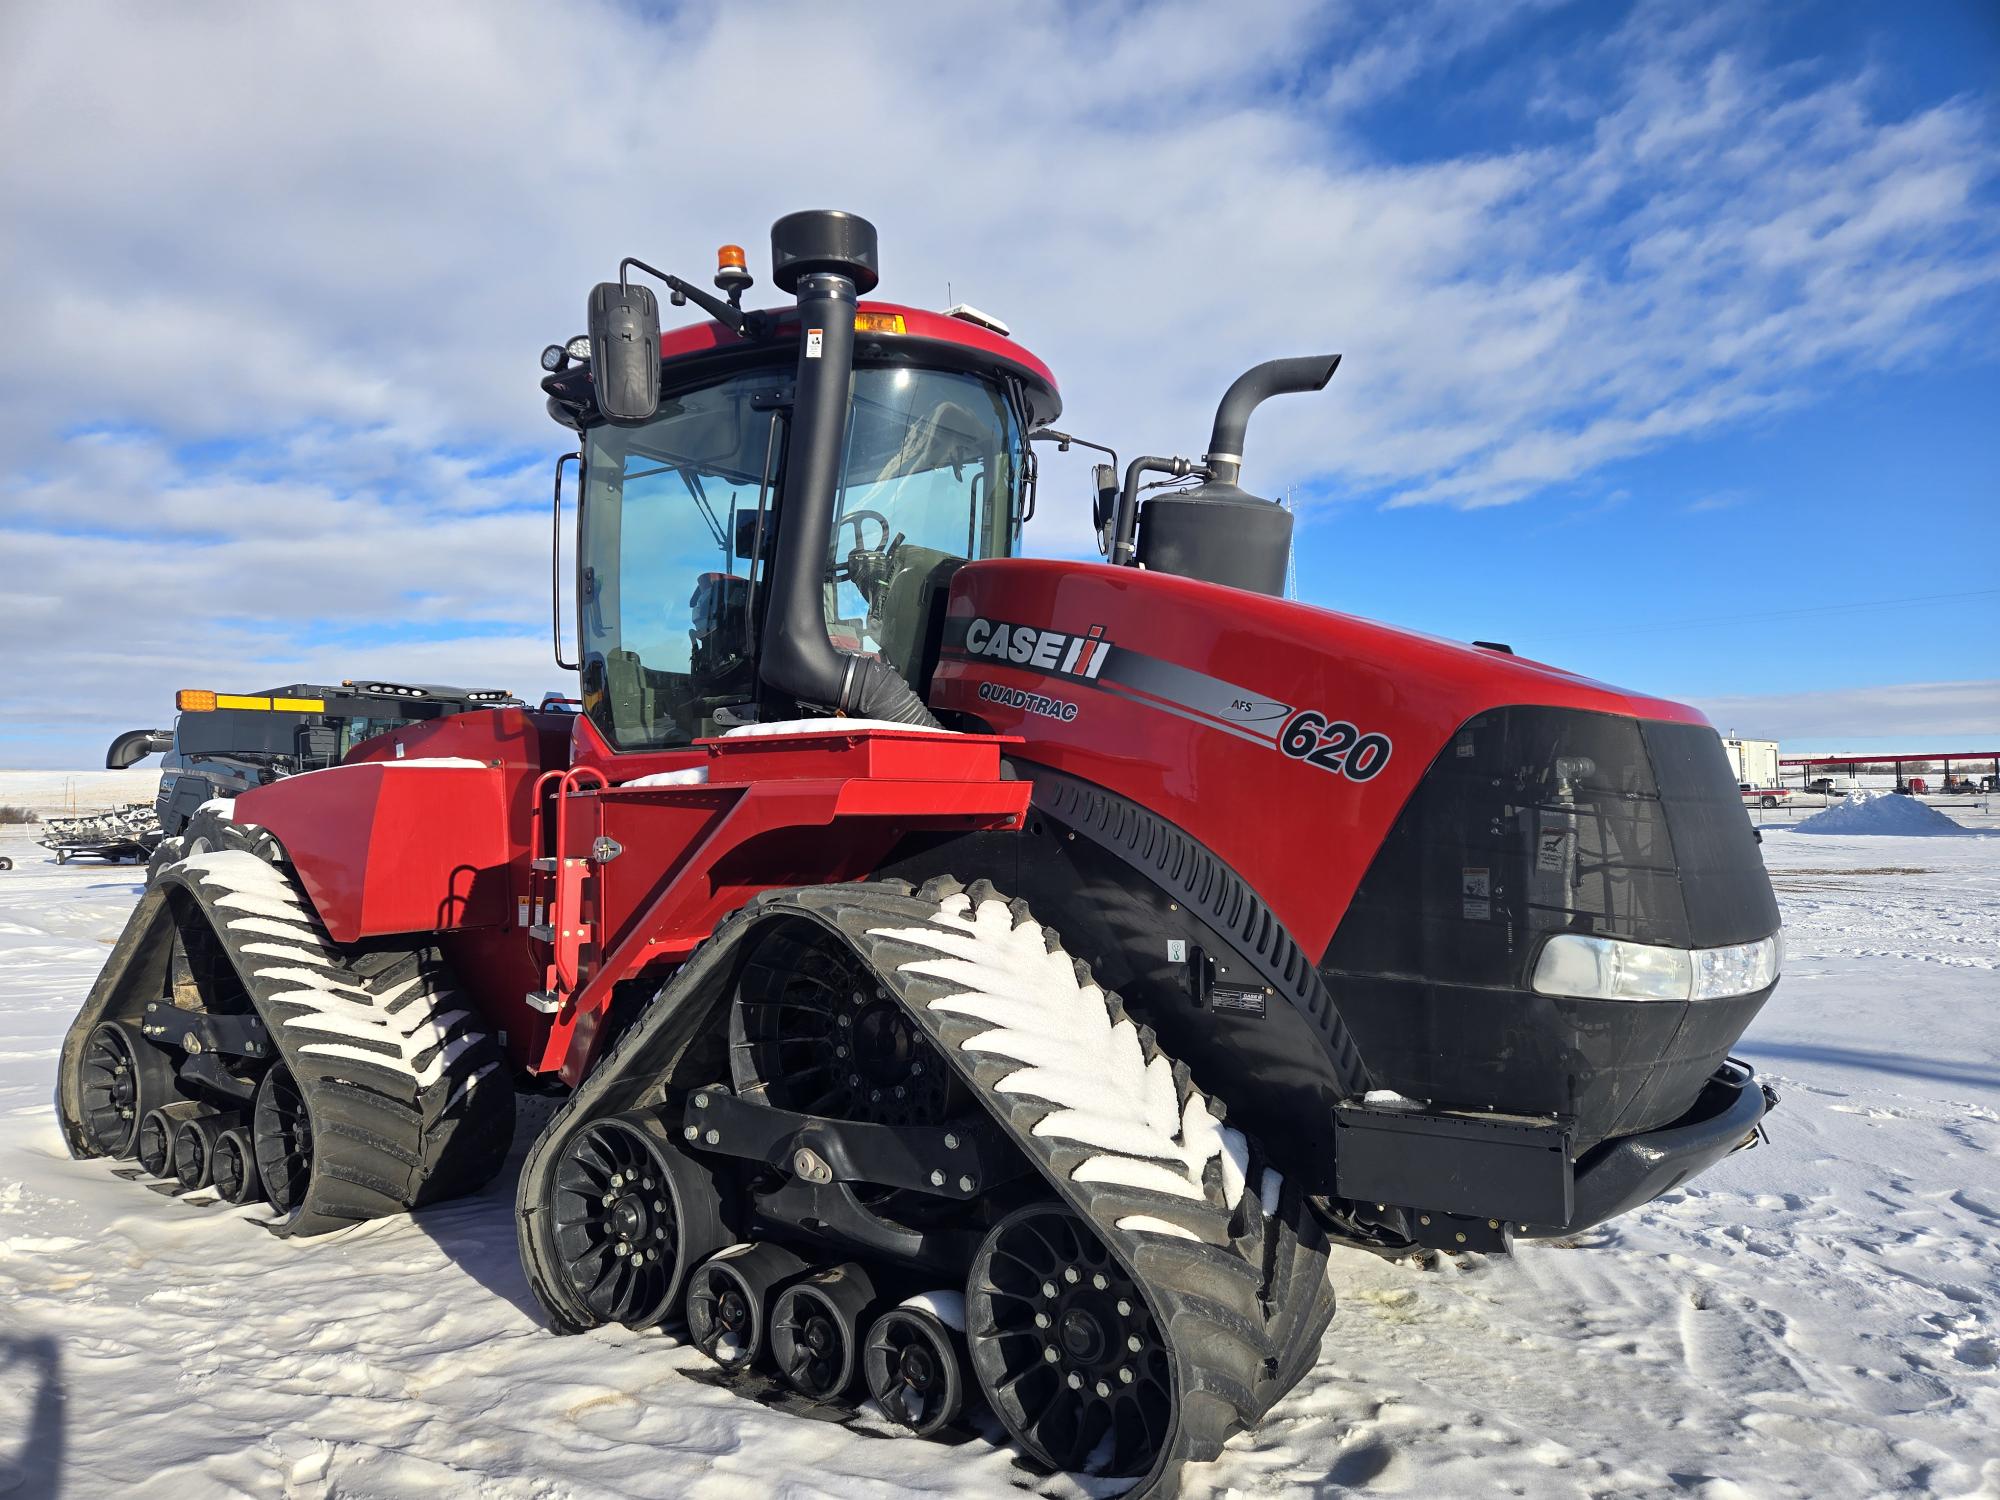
[144,836,184,886]
[76,1019,179,1159]
[967,1202,1172,1480]
[549,1111,729,1330]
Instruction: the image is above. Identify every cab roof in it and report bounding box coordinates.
[545,301,1061,430]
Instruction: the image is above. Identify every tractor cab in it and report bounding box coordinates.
[542,215,1059,757]
[566,349,1043,750]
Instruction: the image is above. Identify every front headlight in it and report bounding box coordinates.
[1533,932,1781,1002]
[1690,933,1784,999]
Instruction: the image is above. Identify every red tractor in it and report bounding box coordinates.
[58,212,1782,1494]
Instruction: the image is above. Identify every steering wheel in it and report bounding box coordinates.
[829,509,892,582]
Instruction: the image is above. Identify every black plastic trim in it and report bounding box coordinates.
[1524,1058,1772,1236]
[1023,764,1371,1096]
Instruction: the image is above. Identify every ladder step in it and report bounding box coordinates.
[528,923,555,942]
[529,857,559,873]
[524,990,562,1015]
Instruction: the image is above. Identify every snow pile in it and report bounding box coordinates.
[1794,789,1967,836]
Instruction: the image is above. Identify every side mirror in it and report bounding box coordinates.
[588,281,661,422]
[1091,463,1119,553]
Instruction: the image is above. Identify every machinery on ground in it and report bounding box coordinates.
[37,802,163,864]
[107,681,519,872]
[57,213,1783,1495]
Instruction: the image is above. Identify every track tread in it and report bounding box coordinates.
[151,839,514,1236]
[518,876,1332,1495]
[801,877,1334,1490]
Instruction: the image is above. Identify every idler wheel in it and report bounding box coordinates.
[77,1019,179,1159]
[251,1062,312,1217]
[549,1111,729,1330]
[966,1202,1173,1478]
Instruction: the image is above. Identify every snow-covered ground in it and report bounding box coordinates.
[0,770,162,820]
[1,780,1995,1499]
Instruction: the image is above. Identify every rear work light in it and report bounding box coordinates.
[1533,932,1781,1003]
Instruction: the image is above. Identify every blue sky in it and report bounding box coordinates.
[1,0,1995,766]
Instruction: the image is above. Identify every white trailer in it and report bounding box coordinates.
[1719,735,1780,789]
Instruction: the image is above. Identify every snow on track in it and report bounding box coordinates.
[2,789,1996,1498]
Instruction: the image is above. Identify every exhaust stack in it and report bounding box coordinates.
[1133,354,1340,597]
[1202,355,1340,485]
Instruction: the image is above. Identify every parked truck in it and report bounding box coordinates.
[1719,735,1789,807]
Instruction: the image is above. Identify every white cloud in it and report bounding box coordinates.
[1689,680,2000,746]
[1,0,1995,762]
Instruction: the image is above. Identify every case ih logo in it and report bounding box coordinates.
[962,618,1113,680]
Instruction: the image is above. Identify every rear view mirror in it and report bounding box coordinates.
[588,281,661,422]
[1092,463,1119,554]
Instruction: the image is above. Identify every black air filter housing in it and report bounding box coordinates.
[1135,481,1292,596]
[770,209,880,295]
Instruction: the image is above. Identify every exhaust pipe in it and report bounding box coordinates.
[1202,354,1341,486]
[757,211,942,727]
[1127,353,1341,596]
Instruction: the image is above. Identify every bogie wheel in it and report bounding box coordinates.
[252,1063,313,1220]
[211,1125,263,1205]
[967,1202,1173,1479]
[173,1112,237,1192]
[76,1019,179,1159]
[549,1111,729,1330]
[138,1102,207,1178]
[685,1241,810,1370]
[770,1262,881,1402]
[864,1303,969,1436]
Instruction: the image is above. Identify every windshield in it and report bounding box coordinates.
[579,363,1022,750]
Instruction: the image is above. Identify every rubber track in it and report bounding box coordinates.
[519,877,1333,1496]
[104,829,514,1235]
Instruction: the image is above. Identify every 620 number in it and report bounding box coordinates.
[1279,710,1391,781]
